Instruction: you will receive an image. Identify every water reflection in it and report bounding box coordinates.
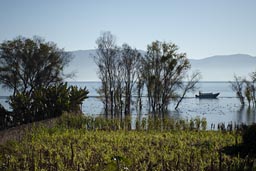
[1,95,256,129]
[236,105,256,125]
[236,105,244,124]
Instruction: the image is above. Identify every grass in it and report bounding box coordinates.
[0,113,253,171]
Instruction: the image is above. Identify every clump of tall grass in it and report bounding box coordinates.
[0,123,247,171]
[57,113,208,131]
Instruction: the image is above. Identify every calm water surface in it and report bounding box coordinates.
[74,81,256,127]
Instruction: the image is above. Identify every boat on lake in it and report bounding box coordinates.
[195,92,220,98]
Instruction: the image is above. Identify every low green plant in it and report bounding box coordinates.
[0,123,245,171]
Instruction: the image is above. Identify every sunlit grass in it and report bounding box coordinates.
[0,113,249,171]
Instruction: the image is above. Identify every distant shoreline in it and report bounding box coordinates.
[66,80,232,83]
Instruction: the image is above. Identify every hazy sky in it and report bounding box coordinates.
[0,0,255,59]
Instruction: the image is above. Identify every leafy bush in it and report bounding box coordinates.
[8,83,89,126]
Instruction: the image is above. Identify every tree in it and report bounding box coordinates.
[120,44,141,117]
[140,41,190,115]
[0,36,72,96]
[9,83,89,125]
[250,72,256,105]
[230,75,245,105]
[175,71,201,110]
[94,35,195,117]
[244,80,253,106]
[94,32,119,117]
[94,32,142,118]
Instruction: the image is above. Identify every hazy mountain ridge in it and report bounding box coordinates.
[189,54,256,81]
[190,54,256,67]
[65,50,256,81]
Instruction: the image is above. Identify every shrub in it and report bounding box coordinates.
[8,83,89,126]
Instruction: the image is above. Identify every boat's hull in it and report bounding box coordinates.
[195,93,220,98]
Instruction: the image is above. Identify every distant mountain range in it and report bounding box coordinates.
[65,50,256,81]
[189,54,256,81]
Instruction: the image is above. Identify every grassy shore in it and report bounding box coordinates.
[0,117,58,145]
[0,113,252,171]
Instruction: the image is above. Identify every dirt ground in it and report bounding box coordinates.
[0,118,58,144]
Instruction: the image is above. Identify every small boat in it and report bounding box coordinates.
[195,92,220,98]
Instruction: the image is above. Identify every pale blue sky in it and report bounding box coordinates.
[0,0,255,59]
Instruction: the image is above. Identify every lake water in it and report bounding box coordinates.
[1,82,256,128]
[72,81,256,128]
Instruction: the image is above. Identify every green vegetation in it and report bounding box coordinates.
[1,35,256,171]
[230,73,256,106]
[94,32,201,118]
[1,114,254,171]
[1,83,89,130]
[0,36,90,130]
[223,123,256,161]
[0,36,71,96]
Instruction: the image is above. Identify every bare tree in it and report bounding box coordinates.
[94,31,119,117]
[244,80,253,106]
[113,53,124,118]
[250,72,256,106]
[230,75,245,105]
[136,59,145,114]
[120,44,141,117]
[175,71,201,110]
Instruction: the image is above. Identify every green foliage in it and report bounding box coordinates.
[55,113,210,133]
[57,113,88,129]
[0,36,72,96]
[9,92,32,125]
[0,118,248,171]
[222,124,256,168]
[8,83,89,126]
[201,117,207,131]
[69,85,89,113]
[141,41,190,114]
